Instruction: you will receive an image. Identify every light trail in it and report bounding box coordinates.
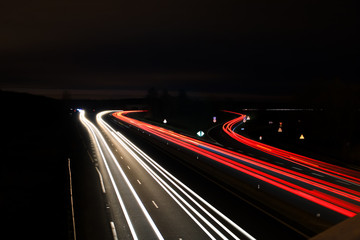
[112,110,360,218]
[222,110,360,186]
[98,111,256,240]
[79,110,163,240]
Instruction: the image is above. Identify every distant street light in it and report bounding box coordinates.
[259,136,262,141]
[278,127,282,133]
[213,116,217,123]
[163,119,167,124]
[299,134,305,140]
[246,116,250,120]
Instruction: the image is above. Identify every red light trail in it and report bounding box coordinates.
[112,111,360,218]
[221,110,360,185]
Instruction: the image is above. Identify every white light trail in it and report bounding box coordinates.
[97,111,256,240]
[79,110,139,240]
[81,110,167,240]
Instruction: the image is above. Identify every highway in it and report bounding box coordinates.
[221,110,360,186]
[220,111,360,217]
[110,110,360,235]
[79,110,261,240]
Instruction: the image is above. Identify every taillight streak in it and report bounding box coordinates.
[222,113,360,185]
[112,111,360,217]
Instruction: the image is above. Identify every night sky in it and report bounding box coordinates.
[1,0,359,99]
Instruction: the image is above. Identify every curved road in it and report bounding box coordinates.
[79,110,259,240]
[110,110,360,236]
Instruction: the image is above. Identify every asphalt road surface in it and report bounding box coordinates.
[74,109,311,240]
[109,110,360,236]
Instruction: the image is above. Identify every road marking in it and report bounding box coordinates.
[112,131,245,240]
[336,180,351,185]
[127,165,130,169]
[110,221,118,240]
[95,167,106,193]
[152,200,159,209]
[248,153,254,157]
[99,111,257,240]
[292,167,303,171]
[120,156,123,159]
[137,179,142,185]
[311,172,324,178]
[68,158,77,240]
[275,161,284,165]
[99,123,165,238]
[79,111,139,240]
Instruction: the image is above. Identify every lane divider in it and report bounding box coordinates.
[98,111,256,240]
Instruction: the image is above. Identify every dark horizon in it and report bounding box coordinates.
[1,0,359,99]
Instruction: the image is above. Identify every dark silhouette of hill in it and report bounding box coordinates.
[0,90,69,239]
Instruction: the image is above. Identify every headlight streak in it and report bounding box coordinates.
[80,110,165,240]
[98,112,256,240]
[112,130,220,240]
[95,112,164,240]
[116,132,256,240]
[79,110,138,240]
[112,110,360,218]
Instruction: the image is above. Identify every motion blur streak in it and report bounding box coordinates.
[79,110,139,240]
[222,110,360,185]
[98,111,256,240]
[96,112,165,240]
[80,110,165,240]
[112,111,360,218]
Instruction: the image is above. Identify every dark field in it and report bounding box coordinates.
[0,91,70,239]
